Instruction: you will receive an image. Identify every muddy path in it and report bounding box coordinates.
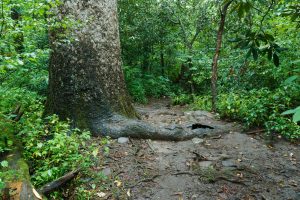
[78,100,299,200]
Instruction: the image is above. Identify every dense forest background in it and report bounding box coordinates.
[0,0,299,198]
[118,0,299,137]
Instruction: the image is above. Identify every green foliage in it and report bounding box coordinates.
[124,66,172,103]
[281,2,300,27]
[119,0,299,140]
[123,66,147,103]
[0,0,96,194]
[0,87,92,189]
[232,31,283,66]
[0,0,299,197]
[192,95,212,111]
[17,102,91,187]
[171,93,193,105]
[192,86,300,140]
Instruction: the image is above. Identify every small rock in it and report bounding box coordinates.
[199,161,213,168]
[192,138,204,144]
[118,137,129,144]
[222,159,237,168]
[101,167,111,176]
[193,110,214,118]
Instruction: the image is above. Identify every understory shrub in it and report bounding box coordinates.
[124,66,172,103]
[191,86,300,140]
[171,93,193,105]
[18,102,92,187]
[0,87,93,189]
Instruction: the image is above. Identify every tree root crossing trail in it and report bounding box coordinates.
[90,100,299,200]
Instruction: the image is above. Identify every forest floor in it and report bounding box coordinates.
[74,99,300,200]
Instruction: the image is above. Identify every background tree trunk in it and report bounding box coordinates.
[45,0,137,134]
[211,1,232,112]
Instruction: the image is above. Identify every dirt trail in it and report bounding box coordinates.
[90,100,299,200]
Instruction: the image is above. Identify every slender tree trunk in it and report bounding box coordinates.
[211,1,232,112]
[160,51,165,76]
[11,8,24,53]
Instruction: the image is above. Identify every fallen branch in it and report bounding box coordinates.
[172,171,194,176]
[38,168,80,194]
[11,104,24,122]
[246,129,265,135]
[171,171,246,185]
[210,135,222,139]
[215,176,246,186]
[127,174,161,188]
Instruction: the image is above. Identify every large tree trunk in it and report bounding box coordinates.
[46,0,228,140]
[211,1,232,112]
[45,0,137,133]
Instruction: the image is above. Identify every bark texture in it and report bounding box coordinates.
[46,0,137,133]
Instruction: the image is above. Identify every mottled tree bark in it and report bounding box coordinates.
[211,1,232,112]
[46,0,137,134]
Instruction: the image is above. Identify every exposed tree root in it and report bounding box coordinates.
[171,171,246,185]
[93,115,229,141]
[127,174,161,188]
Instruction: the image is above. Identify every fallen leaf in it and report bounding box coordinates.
[173,192,183,200]
[114,180,122,187]
[237,173,243,178]
[127,189,131,197]
[186,160,191,167]
[289,180,297,187]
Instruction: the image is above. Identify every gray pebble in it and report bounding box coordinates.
[117,137,129,144]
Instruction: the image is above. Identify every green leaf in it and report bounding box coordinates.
[293,110,300,123]
[284,75,298,85]
[246,49,251,59]
[282,106,300,115]
[251,48,258,60]
[282,109,296,115]
[37,143,43,148]
[267,50,272,61]
[92,148,98,157]
[1,161,8,168]
[273,53,280,66]
[265,34,275,41]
